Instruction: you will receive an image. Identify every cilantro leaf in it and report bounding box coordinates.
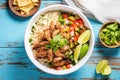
[45,34,68,52]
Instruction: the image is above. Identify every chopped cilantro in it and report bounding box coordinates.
[45,34,68,52]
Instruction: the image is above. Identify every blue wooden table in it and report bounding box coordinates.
[0,0,120,80]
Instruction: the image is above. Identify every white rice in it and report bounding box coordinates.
[31,11,59,44]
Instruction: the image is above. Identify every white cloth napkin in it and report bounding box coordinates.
[63,0,120,23]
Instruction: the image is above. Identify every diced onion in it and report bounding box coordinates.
[70,31,74,36]
[65,19,69,24]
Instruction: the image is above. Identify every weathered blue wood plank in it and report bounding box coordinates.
[0,48,120,80]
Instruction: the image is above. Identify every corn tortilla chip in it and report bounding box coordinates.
[33,2,39,6]
[12,0,39,15]
[13,0,17,5]
[21,11,25,15]
[14,6,20,10]
[17,0,32,7]
[20,2,34,14]
[32,0,39,3]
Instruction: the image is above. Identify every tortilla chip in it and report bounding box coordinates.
[12,0,39,15]
[25,12,30,15]
[21,11,25,15]
[33,2,39,6]
[17,0,32,7]
[14,6,20,10]
[20,2,34,14]
[32,0,39,3]
[13,0,18,5]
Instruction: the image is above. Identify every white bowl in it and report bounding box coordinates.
[24,5,94,75]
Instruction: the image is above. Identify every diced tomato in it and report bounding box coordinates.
[74,35,79,41]
[62,13,68,18]
[70,31,74,36]
[75,18,83,24]
[69,27,74,32]
[79,24,84,27]
[71,23,76,27]
[56,67,62,70]
[66,64,72,69]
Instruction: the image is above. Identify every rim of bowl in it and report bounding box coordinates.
[99,21,120,48]
[24,5,94,75]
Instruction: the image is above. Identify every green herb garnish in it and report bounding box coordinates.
[45,34,68,52]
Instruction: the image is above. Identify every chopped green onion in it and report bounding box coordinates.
[29,38,32,44]
[31,26,35,33]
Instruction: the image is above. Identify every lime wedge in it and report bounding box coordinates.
[78,30,91,44]
[102,65,111,75]
[74,44,82,63]
[79,43,89,59]
[96,60,108,74]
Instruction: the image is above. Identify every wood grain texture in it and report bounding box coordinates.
[0,2,7,9]
[0,0,120,80]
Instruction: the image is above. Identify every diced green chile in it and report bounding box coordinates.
[100,23,120,45]
[106,23,118,31]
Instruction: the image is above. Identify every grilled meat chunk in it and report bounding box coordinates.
[33,41,49,49]
[44,29,52,41]
[53,57,62,62]
[54,50,66,58]
[47,49,53,62]
[60,45,69,52]
[49,21,55,30]
[35,47,47,58]
[52,60,72,67]
[52,30,60,38]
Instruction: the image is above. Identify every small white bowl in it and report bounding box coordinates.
[24,5,94,75]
